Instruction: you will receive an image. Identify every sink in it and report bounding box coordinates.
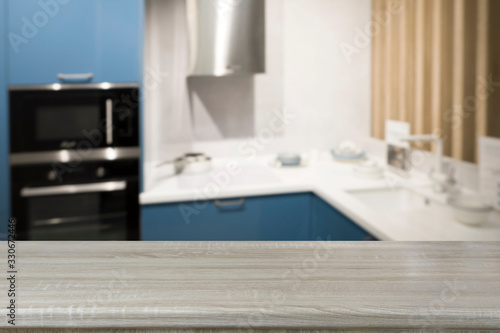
[347,187,443,213]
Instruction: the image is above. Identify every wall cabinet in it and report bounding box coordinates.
[8,0,143,85]
[1,1,9,239]
[141,193,376,241]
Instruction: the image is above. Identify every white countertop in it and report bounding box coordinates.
[140,153,500,241]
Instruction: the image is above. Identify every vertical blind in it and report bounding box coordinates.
[371,0,500,163]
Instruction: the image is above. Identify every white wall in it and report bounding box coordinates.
[281,0,372,150]
[192,0,372,156]
[143,0,192,190]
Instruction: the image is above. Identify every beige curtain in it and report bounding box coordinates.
[372,0,500,163]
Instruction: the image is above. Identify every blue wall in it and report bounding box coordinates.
[1,0,10,239]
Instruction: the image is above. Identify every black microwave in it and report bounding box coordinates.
[10,83,140,154]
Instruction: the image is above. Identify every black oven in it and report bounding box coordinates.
[9,83,141,240]
[11,160,139,241]
[10,84,139,153]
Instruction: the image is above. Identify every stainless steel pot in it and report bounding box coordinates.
[156,153,212,175]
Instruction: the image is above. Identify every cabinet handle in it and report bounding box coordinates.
[214,198,245,208]
[106,98,113,145]
[57,73,94,82]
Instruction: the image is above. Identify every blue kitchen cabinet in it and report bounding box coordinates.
[1,0,9,239]
[8,0,144,85]
[141,192,376,241]
[311,195,375,241]
[141,193,312,241]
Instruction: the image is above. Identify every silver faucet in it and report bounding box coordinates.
[400,135,456,193]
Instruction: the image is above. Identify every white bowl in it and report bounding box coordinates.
[335,140,363,157]
[448,194,493,226]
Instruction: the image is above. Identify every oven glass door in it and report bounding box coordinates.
[20,181,130,240]
[10,88,138,153]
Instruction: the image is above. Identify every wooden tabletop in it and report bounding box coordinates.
[4,242,500,331]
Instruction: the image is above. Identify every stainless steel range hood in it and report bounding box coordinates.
[186,0,265,77]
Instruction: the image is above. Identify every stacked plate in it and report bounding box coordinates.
[331,140,366,162]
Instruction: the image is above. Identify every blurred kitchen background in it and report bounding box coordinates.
[0,0,499,241]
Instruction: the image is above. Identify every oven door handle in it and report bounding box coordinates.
[20,181,127,198]
[106,98,113,145]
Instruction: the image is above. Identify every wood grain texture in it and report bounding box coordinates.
[0,328,499,333]
[1,242,500,330]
